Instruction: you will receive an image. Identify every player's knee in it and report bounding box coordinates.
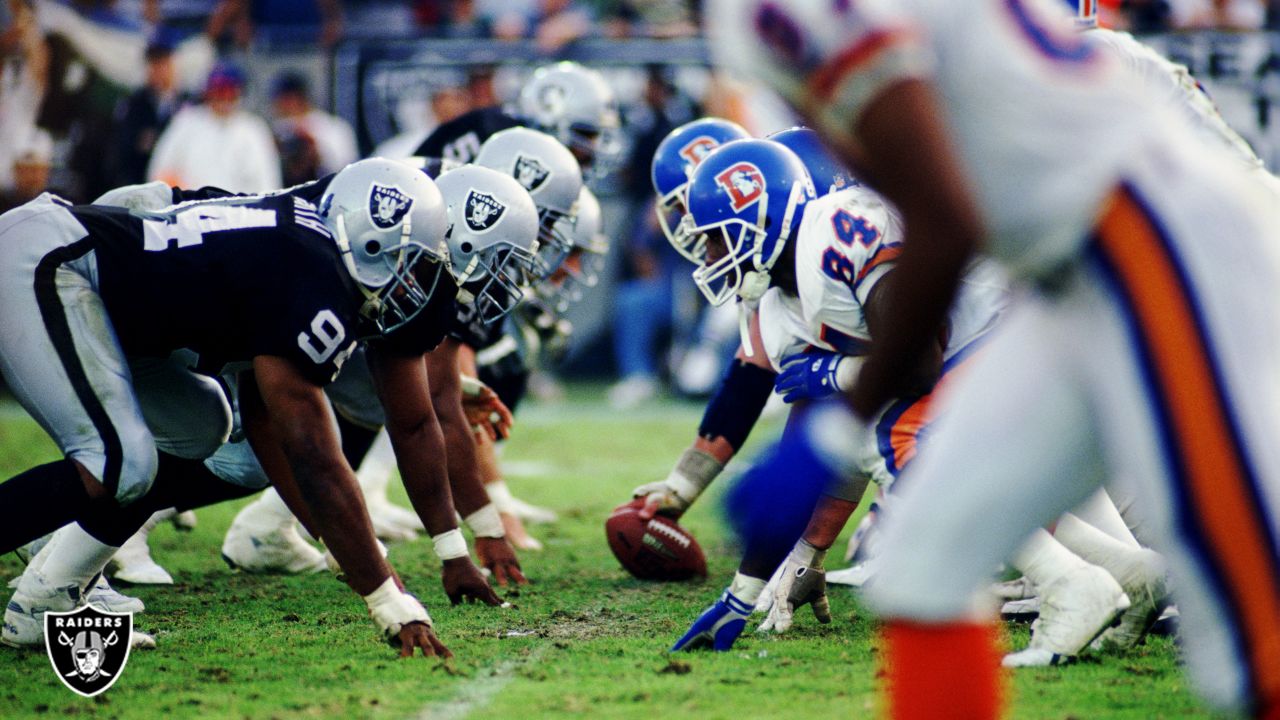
[171,377,234,460]
[116,431,160,505]
[203,439,271,490]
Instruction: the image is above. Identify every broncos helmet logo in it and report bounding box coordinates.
[678,136,720,169]
[714,162,766,212]
[368,183,414,229]
[513,154,551,192]
[464,190,507,232]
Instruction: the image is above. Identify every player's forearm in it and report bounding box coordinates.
[438,402,492,517]
[802,495,860,550]
[385,417,459,537]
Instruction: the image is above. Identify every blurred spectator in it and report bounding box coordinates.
[270,70,357,177]
[148,62,281,192]
[0,128,53,213]
[109,38,188,187]
[467,65,499,107]
[1168,0,1266,28]
[415,0,495,38]
[0,0,48,193]
[531,0,594,53]
[594,0,697,38]
[373,82,473,159]
[249,0,345,47]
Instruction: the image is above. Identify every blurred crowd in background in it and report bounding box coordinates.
[2,0,1279,407]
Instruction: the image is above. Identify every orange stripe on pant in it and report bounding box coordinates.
[1094,187,1280,711]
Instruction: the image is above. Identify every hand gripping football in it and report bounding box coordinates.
[605,500,707,581]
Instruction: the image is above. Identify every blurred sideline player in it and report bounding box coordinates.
[711,0,1280,716]
[0,159,460,657]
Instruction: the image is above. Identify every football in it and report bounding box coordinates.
[605,500,707,581]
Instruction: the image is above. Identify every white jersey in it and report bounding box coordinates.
[710,0,1161,280]
[1086,28,1263,171]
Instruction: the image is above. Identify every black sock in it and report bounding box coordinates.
[336,414,381,469]
[77,453,259,546]
[0,459,101,554]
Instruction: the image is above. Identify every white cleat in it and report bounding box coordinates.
[1091,548,1169,652]
[222,516,327,574]
[2,572,81,648]
[86,576,144,615]
[825,562,874,588]
[1002,564,1130,668]
[129,630,157,649]
[366,502,422,542]
[110,532,175,585]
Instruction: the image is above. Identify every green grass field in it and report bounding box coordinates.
[0,390,1211,719]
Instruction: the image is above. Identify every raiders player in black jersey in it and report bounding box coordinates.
[0,159,465,656]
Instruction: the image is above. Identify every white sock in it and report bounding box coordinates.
[1054,513,1148,579]
[26,529,64,575]
[486,480,517,515]
[1012,528,1087,590]
[40,524,119,591]
[244,488,297,527]
[728,571,768,605]
[1070,489,1140,549]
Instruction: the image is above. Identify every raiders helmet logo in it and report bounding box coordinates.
[714,162,766,212]
[464,190,507,232]
[538,84,567,116]
[45,605,134,697]
[513,155,551,192]
[368,183,414,230]
[678,136,720,168]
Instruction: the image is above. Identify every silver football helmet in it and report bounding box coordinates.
[516,61,620,170]
[318,158,450,335]
[435,165,541,324]
[474,127,583,281]
[540,186,609,311]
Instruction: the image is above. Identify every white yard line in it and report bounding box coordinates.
[410,644,550,720]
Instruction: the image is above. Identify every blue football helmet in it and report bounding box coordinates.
[767,127,856,197]
[685,139,814,306]
[651,118,751,263]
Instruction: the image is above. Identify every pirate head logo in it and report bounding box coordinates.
[537,83,567,117]
[368,183,414,230]
[464,190,506,233]
[714,162,766,212]
[678,136,720,169]
[45,605,133,697]
[513,155,551,193]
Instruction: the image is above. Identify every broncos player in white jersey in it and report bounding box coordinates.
[711,0,1280,716]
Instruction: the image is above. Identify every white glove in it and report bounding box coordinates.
[632,447,724,517]
[758,540,831,634]
[363,577,433,646]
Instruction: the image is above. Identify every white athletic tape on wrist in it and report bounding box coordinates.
[728,571,768,606]
[485,480,518,514]
[460,375,486,399]
[464,503,505,538]
[665,448,725,504]
[431,529,469,561]
[833,356,863,393]
[793,539,827,569]
[363,576,432,642]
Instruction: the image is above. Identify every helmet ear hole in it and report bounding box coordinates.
[460,241,474,254]
[365,240,382,255]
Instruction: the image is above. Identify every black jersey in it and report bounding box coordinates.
[71,194,361,386]
[411,107,524,165]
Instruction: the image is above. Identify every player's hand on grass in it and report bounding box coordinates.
[475,537,528,587]
[441,557,502,606]
[671,588,754,652]
[758,540,831,634]
[396,621,453,659]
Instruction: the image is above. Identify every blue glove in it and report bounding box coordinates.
[775,352,845,403]
[724,403,863,560]
[671,588,755,652]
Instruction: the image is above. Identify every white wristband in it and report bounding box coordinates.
[485,480,517,514]
[464,503,505,538]
[432,528,469,561]
[363,576,432,644]
[833,355,863,393]
[460,374,486,399]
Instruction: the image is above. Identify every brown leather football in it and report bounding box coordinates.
[605,500,707,581]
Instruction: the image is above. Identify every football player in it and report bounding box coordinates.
[0,159,461,657]
[710,0,1280,716]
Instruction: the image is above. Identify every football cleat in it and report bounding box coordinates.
[505,495,559,525]
[1002,564,1129,668]
[2,572,80,648]
[86,576,145,615]
[171,510,198,531]
[1091,548,1169,652]
[222,511,326,575]
[825,561,874,588]
[110,530,174,585]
